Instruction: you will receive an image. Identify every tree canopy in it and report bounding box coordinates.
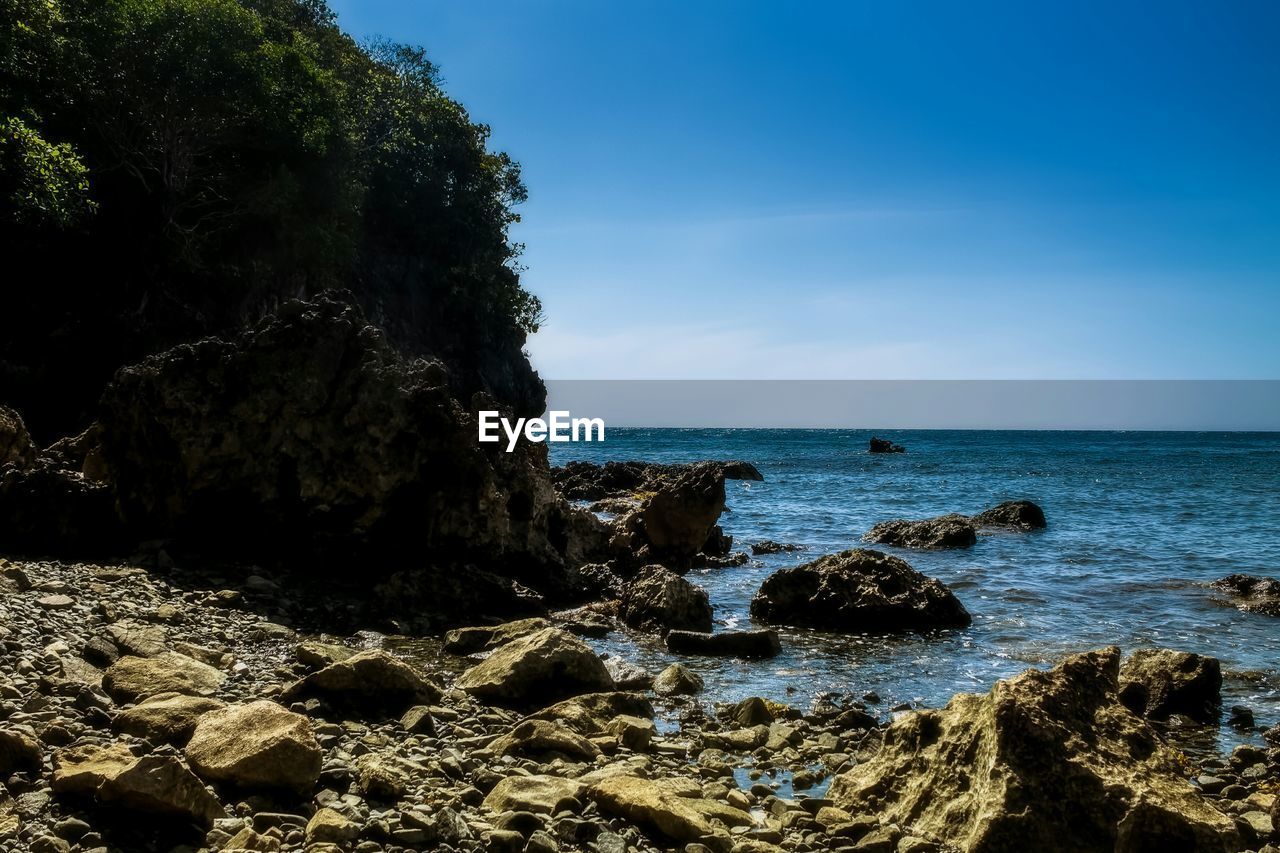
[1,0,543,436]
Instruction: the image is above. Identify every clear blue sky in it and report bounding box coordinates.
[330,0,1280,379]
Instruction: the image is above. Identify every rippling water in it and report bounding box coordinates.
[552,429,1280,750]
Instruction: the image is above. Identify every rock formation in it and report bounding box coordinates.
[751,548,971,631]
[829,647,1240,852]
[1212,574,1280,616]
[1118,648,1222,724]
[552,459,762,502]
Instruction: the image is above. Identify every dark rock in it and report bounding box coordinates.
[552,460,762,502]
[619,565,713,634]
[864,514,977,550]
[1211,574,1280,617]
[0,405,36,468]
[868,437,905,454]
[750,540,802,555]
[664,629,782,659]
[750,548,971,632]
[971,500,1047,531]
[1118,648,1221,724]
[454,627,615,707]
[0,457,124,556]
[830,647,1240,852]
[640,464,726,562]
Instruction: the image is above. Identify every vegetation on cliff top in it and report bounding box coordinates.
[1,0,543,437]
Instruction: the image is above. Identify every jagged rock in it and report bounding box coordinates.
[641,464,726,561]
[0,405,35,468]
[113,693,226,745]
[281,649,442,712]
[0,728,42,774]
[1211,574,1280,617]
[653,663,703,696]
[51,743,136,795]
[306,808,360,844]
[750,540,802,555]
[664,629,781,659]
[103,653,227,702]
[455,627,614,707]
[489,719,602,762]
[185,700,322,793]
[869,437,905,454]
[751,548,971,632]
[525,692,655,735]
[97,754,225,827]
[443,617,552,655]
[589,775,752,842]
[829,648,1240,852]
[483,774,587,815]
[354,752,408,799]
[619,565,713,634]
[0,457,123,556]
[552,460,762,502]
[96,296,605,597]
[608,714,655,750]
[1118,648,1222,724]
[864,514,977,549]
[399,705,435,735]
[972,500,1047,531]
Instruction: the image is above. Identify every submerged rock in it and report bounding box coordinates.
[1211,574,1280,617]
[664,629,781,659]
[750,539,802,555]
[864,513,977,549]
[619,565,713,634]
[972,499,1047,531]
[750,548,971,632]
[829,647,1240,852]
[869,437,905,453]
[1118,648,1222,724]
[455,627,614,707]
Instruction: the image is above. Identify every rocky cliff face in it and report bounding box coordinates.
[829,647,1240,852]
[92,295,603,598]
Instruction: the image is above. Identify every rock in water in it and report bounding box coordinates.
[96,295,605,590]
[640,464,726,561]
[750,548,971,631]
[455,627,614,707]
[869,437,905,453]
[653,663,703,696]
[1211,574,1280,616]
[1118,648,1222,724]
[663,629,781,659]
[185,701,322,793]
[281,649,442,713]
[828,647,1240,852]
[971,500,1047,530]
[864,514,977,549]
[0,405,35,468]
[619,565,713,634]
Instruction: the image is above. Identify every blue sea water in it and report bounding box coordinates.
[551,429,1280,750]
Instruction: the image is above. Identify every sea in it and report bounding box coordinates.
[550,428,1280,752]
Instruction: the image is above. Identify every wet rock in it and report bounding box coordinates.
[864,514,977,550]
[97,754,225,827]
[1211,574,1280,617]
[483,774,587,815]
[185,701,322,793]
[443,618,552,655]
[751,548,971,632]
[455,627,614,707]
[589,775,752,842]
[0,404,36,468]
[619,565,713,634]
[971,500,1047,531]
[103,652,227,702]
[868,437,904,454]
[281,649,442,712]
[750,540,802,555]
[653,663,704,697]
[1118,648,1221,724]
[113,693,226,745]
[829,647,1240,852]
[664,629,781,659]
[490,719,601,762]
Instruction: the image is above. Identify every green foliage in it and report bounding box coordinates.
[0,116,96,227]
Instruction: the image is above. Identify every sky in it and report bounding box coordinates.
[329,0,1280,380]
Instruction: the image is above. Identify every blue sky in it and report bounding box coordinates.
[330,0,1280,379]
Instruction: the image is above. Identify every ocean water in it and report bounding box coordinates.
[551,429,1280,750]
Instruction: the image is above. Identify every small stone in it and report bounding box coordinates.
[306,807,359,844]
[399,705,435,735]
[38,594,75,609]
[654,663,704,696]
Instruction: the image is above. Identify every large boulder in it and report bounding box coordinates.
[750,548,971,632]
[972,500,1047,531]
[455,627,614,707]
[864,513,977,549]
[829,648,1240,852]
[1118,648,1222,724]
[113,693,227,745]
[95,296,605,593]
[185,700,322,793]
[103,653,226,702]
[97,754,226,827]
[1211,574,1280,617]
[281,649,442,713]
[0,405,35,468]
[640,464,726,561]
[589,775,752,843]
[484,774,587,815]
[619,565,713,634]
